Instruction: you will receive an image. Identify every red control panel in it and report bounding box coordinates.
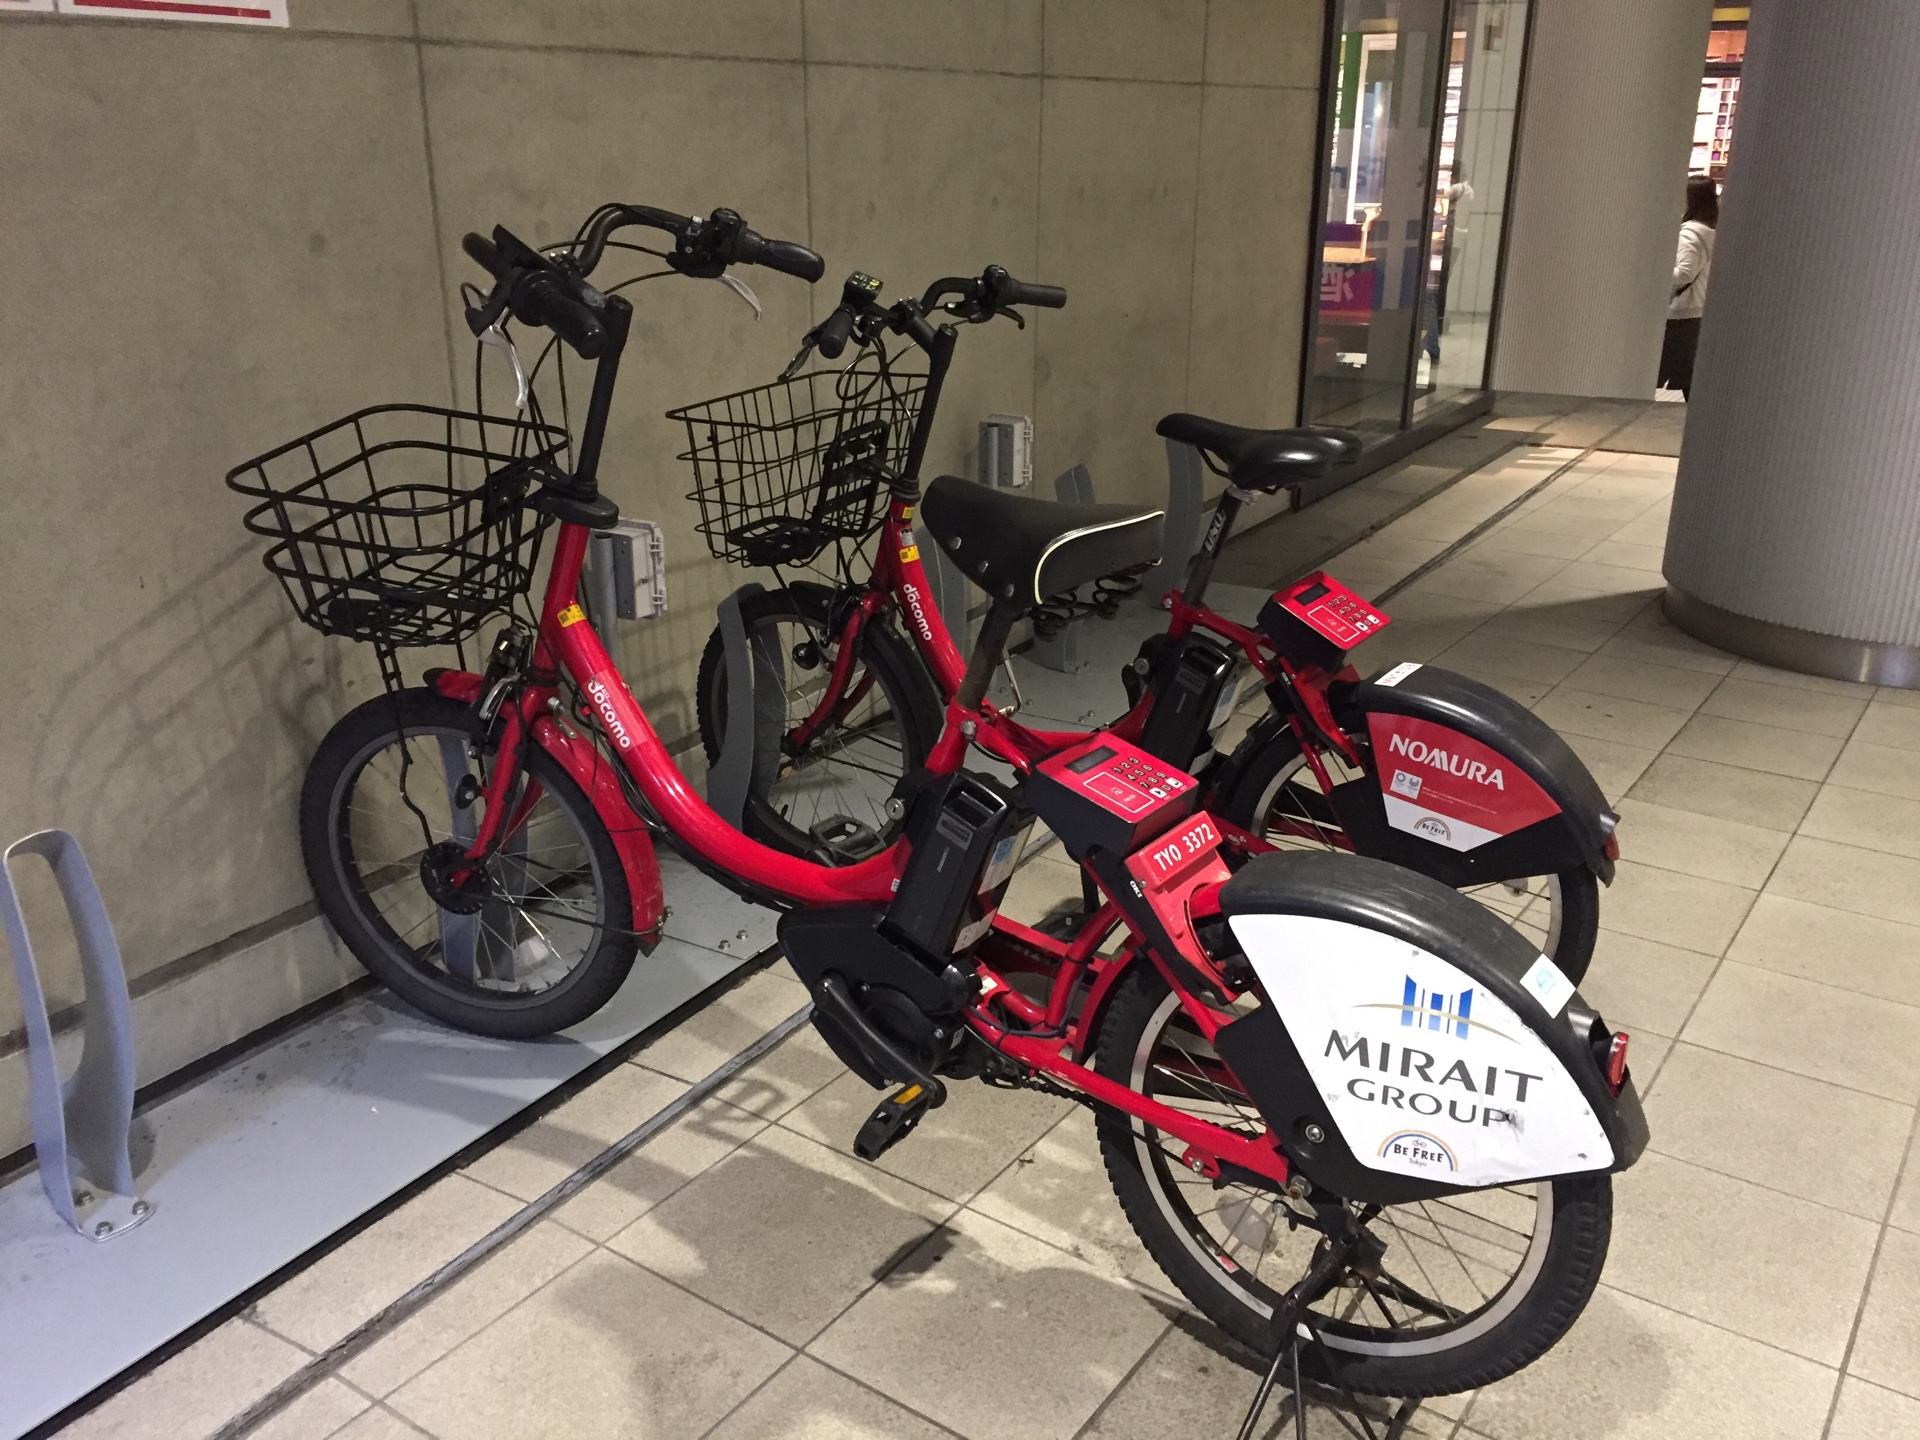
[1274,572,1390,649]
[1029,734,1199,861]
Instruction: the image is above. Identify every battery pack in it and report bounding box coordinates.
[886,771,1030,959]
[1137,634,1238,768]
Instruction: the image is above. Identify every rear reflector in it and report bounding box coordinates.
[1604,833,1621,861]
[1606,1032,1630,1094]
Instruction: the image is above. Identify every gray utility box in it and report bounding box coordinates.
[585,519,667,625]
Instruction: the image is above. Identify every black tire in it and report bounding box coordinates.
[1092,963,1612,1397]
[695,586,942,861]
[1214,723,1601,983]
[301,689,637,1038]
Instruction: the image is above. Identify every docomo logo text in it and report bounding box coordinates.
[1386,732,1506,790]
[901,581,937,644]
[585,678,632,750]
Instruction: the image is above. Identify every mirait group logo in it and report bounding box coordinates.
[1400,976,1473,1039]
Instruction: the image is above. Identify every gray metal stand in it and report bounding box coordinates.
[1030,464,1096,674]
[1145,438,1206,603]
[0,830,152,1241]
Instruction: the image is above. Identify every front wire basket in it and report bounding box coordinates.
[227,405,568,665]
[670,351,926,571]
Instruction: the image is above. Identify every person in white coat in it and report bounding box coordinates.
[1659,175,1719,399]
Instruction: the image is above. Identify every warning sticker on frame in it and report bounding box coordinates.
[1367,713,1560,852]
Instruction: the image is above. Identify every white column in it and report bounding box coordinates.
[1664,0,1920,686]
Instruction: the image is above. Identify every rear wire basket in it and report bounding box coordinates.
[227,405,568,687]
[670,356,926,571]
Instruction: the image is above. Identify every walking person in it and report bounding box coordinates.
[1659,175,1718,399]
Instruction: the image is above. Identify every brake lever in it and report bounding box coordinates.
[476,322,531,411]
[715,271,762,319]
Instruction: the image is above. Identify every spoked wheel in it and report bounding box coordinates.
[300,689,636,1038]
[1216,730,1600,982]
[696,586,941,863]
[1093,966,1610,1397]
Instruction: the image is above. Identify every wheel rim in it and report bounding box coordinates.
[726,609,911,859]
[329,720,611,999]
[1128,988,1554,1358]
[1249,751,1567,961]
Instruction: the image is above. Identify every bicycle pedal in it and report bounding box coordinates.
[853,1082,933,1162]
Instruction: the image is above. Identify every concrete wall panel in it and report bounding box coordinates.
[414,0,805,61]
[1044,0,1207,83]
[805,0,1042,73]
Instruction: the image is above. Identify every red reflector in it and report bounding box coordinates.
[1606,1032,1630,1094]
[1604,833,1621,861]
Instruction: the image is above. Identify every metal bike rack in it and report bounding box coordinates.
[709,582,793,830]
[0,830,153,1241]
[917,521,971,652]
[1145,438,1207,603]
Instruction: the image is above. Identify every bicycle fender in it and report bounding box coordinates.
[533,715,666,952]
[1332,665,1618,886]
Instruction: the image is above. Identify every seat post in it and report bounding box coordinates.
[1179,487,1247,610]
[955,597,1022,711]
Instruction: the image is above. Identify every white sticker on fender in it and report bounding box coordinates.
[1230,913,1613,1187]
[1520,954,1575,1017]
[1375,662,1422,688]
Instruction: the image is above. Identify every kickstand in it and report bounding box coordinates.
[1235,1326,1423,1440]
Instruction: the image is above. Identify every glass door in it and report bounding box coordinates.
[1305,0,1532,441]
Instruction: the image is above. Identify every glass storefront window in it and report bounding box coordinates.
[1304,1,1532,445]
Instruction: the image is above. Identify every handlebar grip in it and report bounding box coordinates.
[816,305,857,360]
[463,231,508,278]
[518,274,608,359]
[1002,277,1067,310]
[738,229,826,283]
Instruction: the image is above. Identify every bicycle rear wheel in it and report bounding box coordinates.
[301,689,636,1038]
[696,586,941,862]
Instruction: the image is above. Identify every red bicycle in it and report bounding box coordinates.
[232,201,1644,1397]
[686,270,1619,980]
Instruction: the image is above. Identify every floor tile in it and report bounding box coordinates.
[1851,698,1920,753]
[1533,688,1693,750]
[1401,552,1570,608]
[555,1094,768,1241]
[252,1173,523,1352]
[1624,754,1817,832]
[342,1219,593,1397]
[1893,1127,1920,1233]
[1766,835,1920,929]
[1558,652,1722,710]
[780,1069,1072,1203]
[1577,929,1717,1038]
[808,1207,1172,1440]
[608,1122,954,1346]
[249,1378,369,1440]
[1460,1285,1837,1440]
[460,1065,707,1239]
[388,1248,791,1439]
[707,1025,855,1123]
[1581,538,1667,572]
[1467,605,1626,654]
[1800,785,1920,862]
[1728,658,1877,699]
[1559,733,1661,801]
[1726,894,1920,1007]
[1698,678,1869,739]
[1876,684,1920,709]
[1848,1226,1920,1400]
[1553,560,1665,596]
[705,1355,957,1439]
[1601,860,1754,956]
[1664,713,1845,781]
[1427,660,1553,706]
[1612,799,1789,889]
[1469,525,1601,563]
[636,967,815,1086]
[967,1107,1167,1291]
[1432,632,1589,686]
[1375,587,1502,629]
[1604,1152,1879,1364]
[1829,1377,1920,1440]
[1641,1044,1913,1219]
[1682,962,1920,1101]
[326,1408,432,1439]
[1826,737,1920,802]
[57,1319,308,1440]
[1590,622,1737,676]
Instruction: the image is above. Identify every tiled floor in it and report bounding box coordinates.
[60,448,1920,1439]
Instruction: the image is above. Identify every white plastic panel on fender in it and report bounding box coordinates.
[1367,713,1561,853]
[1232,912,1613,1187]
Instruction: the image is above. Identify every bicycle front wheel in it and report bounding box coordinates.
[696,586,941,862]
[300,688,636,1038]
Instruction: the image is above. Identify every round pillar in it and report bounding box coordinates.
[1663,0,1920,687]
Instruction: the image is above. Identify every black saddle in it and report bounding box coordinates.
[920,476,1163,608]
[1156,413,1363,492]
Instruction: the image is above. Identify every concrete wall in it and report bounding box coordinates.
[0,0,1323,1148]
[1490,0,1713,398]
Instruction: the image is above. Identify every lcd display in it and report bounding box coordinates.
[1066,745,1117,774]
